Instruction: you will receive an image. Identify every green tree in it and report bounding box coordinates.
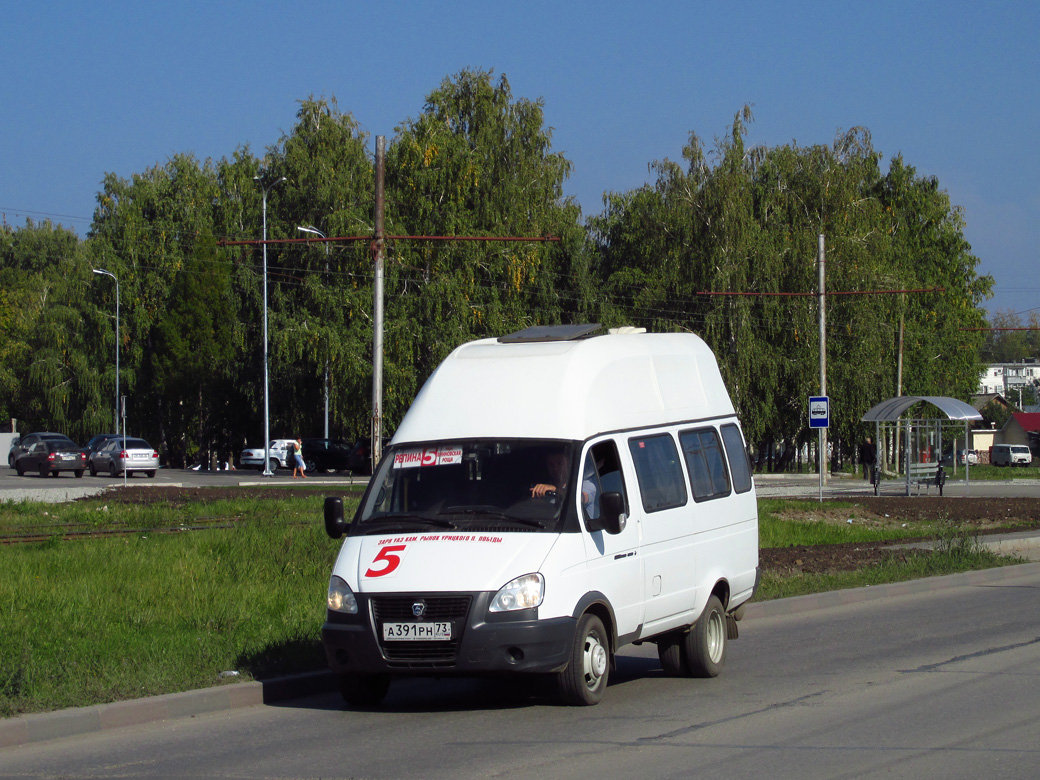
[0,219,107,438]
[382,69,589,427]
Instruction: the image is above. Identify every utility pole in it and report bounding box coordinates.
[818,234,828,486]
[371,136,386,472]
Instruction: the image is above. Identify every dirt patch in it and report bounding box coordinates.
[764,497,1040,574]
[86,485,365,507]
[79,488,1040,575]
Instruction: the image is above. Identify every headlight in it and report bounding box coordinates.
[327,575,358,614]
[489,573,544,612]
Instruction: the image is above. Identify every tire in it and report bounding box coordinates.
[684,594,727,678]
[75,470,84,478]
[556,613,610,705]
[269,458,279,473]
[39,463,48,478]
[109,461,119,477]
[89,463,98,477]
[340,673,391,707]
[146,470,156,478]
[657,634,688,676]
[16,464,24,476]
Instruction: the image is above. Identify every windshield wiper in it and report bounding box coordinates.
[360,514,456,534]
[438,507,545,529]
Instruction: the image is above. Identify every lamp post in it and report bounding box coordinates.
[297,225,330,440]
[92,268,119,431]
[254,175,286,476]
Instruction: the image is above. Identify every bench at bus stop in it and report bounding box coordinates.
[907,462,946,496]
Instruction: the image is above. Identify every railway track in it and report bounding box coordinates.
[0,516,246,545]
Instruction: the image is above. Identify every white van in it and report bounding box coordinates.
[991,444,1032,467]
[321,324,759,706]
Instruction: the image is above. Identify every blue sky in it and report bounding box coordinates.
[2,1,1037,316]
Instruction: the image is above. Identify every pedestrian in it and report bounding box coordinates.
[292,437,307,479]
[859,436,877,481]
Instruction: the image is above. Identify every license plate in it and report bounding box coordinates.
[61,454,77,461]
[382,622,451,641]
[132,453,148,460]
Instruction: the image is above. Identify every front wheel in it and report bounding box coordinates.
[109,461,119,478]
[269,458,279,473]
[340,673,390,707]
[557,613,610,705]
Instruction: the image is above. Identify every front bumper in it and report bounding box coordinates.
[322,591,576,676]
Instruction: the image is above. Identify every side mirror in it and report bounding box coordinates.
[586,491,627,535]
[324,496,349,539]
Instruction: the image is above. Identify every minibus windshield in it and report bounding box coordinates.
[355,439,575,532]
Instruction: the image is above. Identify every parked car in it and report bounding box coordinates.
[991,444,1033,467]
[86,433,124,454]
[14,439,88,477]
[301,438,354,473]
[8,432,76,468]
[345,437,391,476]
[88,437,159,477]
[240,439,296,472]
[941,448,979,466]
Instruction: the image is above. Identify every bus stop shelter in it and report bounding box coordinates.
[861,396,983,495]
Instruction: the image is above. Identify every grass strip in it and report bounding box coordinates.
[0,491,354,718]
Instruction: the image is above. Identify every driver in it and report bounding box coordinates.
[530,449,598,516]
[530,450,568,498]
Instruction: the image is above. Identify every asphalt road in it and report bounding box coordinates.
[3,564,1039,779]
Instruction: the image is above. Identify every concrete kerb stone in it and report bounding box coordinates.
[0,670,334,750]
[744,559,1040,619]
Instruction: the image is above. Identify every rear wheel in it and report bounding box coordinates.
[657,634,688,676]
[685,594,727,678]
[340,673,390,707]
[75,470,84,478]
[39,463,48,478]
[557,613,610,705]
[146,470,156,478]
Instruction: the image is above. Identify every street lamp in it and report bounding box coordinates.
[92,268,119,431]
[255,175,286,476]
[297,225,330,440]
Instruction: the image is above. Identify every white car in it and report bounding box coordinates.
[240,439,295,472]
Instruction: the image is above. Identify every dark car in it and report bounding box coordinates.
[346,437,391,476]
[14,439,88,477]
[86,433,124,455]
[9,432,77,468]
[300,438,354,473]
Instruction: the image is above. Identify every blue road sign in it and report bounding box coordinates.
[809,396,830,429]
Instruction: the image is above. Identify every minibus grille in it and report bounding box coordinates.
[371,595,472,666]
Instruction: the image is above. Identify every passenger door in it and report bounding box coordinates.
[579,439,644,639]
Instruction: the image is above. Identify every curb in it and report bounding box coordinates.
[5,561,1040,749]
[743,559,1040,618]
[0,670,334,750]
